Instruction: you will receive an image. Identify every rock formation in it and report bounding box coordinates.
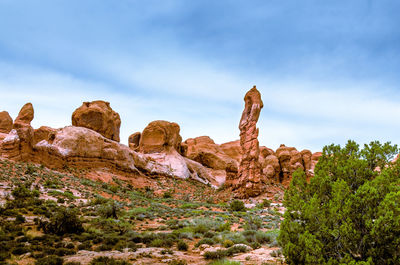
[128,132,141,151]
[0,111,13,133]
[229,86,264,198]
[0,98,323,197]
[220,140,242,162]
[139,120,181,153]
[13,103,34,128]
[181,136,238,171]
[72,101,121,142]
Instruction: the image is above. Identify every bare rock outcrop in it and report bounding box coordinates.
[220,140,242,162]
[139,120,182,153]
[0,111,13,133]
[181,136,238,172]
[2,103,36,160]
[311,151,323,173]
[33,126,58,145]
[228,86,264,198]
[72,101,121,142]
[13,103,34,128]
[128,132,141,151]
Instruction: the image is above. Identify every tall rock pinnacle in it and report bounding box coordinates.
[233,85,264,197]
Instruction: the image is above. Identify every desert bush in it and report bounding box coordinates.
[97,201,121,219]
[207,259,242,265]
[177,240,188,251]
[229,200,246,212]
[35,255,63,265]
[279,140,400,265]
[89,256,130,265]
[204,249,227,260]
[40,207,84,235]
[168,260,187,265]
[195,238,215,247]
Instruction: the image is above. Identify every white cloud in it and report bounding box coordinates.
[1,60,399,154]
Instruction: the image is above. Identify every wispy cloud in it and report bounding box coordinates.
[0,1,399,152]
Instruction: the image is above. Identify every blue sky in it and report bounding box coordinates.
[0,0,400,152]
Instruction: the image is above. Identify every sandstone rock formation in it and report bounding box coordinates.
[220,140,242,162]
[139,120,182,153]
[311,151,322,173]
[33,126,58,145]
[128,132,141,151]
[0,99,323,197]
[13,103,34,128]
[229,86,264,198]
[181,136,238,172]
[72,101,121,142]
[0,111,13,133]
[2,103,36,160]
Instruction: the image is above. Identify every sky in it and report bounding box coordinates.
[0,0,399,152]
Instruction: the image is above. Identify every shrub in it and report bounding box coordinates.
[35,255,63,265]
[98,201,121,219]
[279,140,400,265]
[168,260,187,265]
[223,239,234,248]
[177,240,188,251]
[89,256,130,265]
[207,260,242,265]
[229,200,246,212]
[163,191,173,198]
[204,249,227,260]
[40,207,84,235]
[195,238,215,247]
[12,246,30,255]
[15,214,26,224]
[261,199,271,208]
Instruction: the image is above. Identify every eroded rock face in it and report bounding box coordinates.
[311,152,323,173]
[301,149,312,176]
[181,136,238,172]
[72,101,121,142]
[14,103,34,128]
[0,111,13,133]
[128,132,141,151]
[220,140,242,162]
[33,126,58,145]
[139,120,182,154]
[229,86,264,198]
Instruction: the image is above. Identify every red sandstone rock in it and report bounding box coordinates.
[13,103,34,128]
[128,132,141,151]
[229,86,264,198]
[311,151,323,173]
[0,111,13,133]
[139,120,182,153]
[181,136,238,172]
[34,126,58,145]
[260,146,275,157]
[72,101,121,142]
[220,140,242,162]
[301,149,312,176]
[262,155,280,182]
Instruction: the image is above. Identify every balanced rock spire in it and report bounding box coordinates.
[232,85,264,197]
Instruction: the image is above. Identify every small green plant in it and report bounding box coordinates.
[177,240,189,251]
[35,255,63,265]
[229,200,246,212]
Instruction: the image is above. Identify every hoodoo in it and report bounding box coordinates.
[229,86,264,198]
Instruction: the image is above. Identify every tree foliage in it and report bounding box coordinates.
[278,140,400,265]
[40,206,84,235]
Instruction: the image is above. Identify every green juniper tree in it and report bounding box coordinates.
[278,140,400,265]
